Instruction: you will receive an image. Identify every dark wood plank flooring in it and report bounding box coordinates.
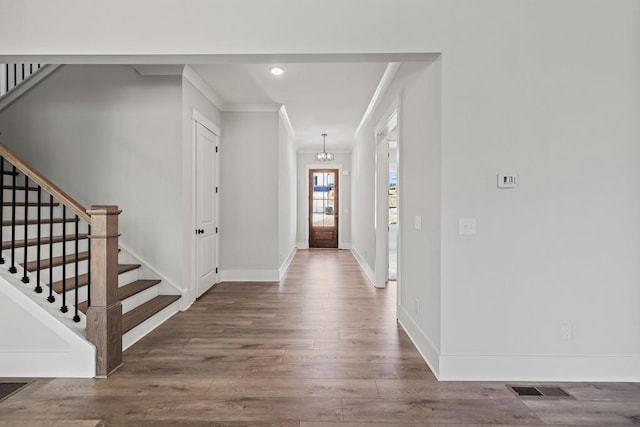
[1,249,639,426]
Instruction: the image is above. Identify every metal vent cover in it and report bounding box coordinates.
[507,385,572,399]
[0,382,28,402]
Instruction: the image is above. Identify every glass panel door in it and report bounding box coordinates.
[309,169,339,248]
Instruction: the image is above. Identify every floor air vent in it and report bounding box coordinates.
[507,385,572,399]
[0,383,28,402]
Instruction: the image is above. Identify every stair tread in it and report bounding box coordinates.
[52,263,142,293]
[118,279,161,301]
[2,218,76,226]
[22,251,89,271]
[2,185,40,191]
[2,233,88,250]
[2,201,60,207]
[122,295,180,334]
[77,279,161,313]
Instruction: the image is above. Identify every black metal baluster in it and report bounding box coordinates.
[9,166,17,273]
[21,176,29,283]
[60,206,67,313]
[46,195,54,303]
[0,157,4,265]
[34,186,42,293]
[73,215,80,322]
[12,64,16,88]
[21,64,25,83]
[87,224,91,308]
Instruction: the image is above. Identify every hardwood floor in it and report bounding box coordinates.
[1,249,639,426]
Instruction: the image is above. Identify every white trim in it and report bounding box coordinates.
[183,65,225,111]
[350,248,375,285]
[122,299,180,351]
[338,242,352,250]
[305,163,344,248]
[354,62,401,138]
[221,269,280,282]
[131,64,184,76]
[278,247,297,280]
[296,242,309,249]
[224,103,282,112]
[0,65,62,112]
[438,353,640,382]
[279,105,296,139]
[398,304,441,379]
[192,109,221,135]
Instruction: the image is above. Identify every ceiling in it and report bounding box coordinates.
[191,62,389,151]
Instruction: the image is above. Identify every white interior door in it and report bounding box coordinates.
[195,122,218,298]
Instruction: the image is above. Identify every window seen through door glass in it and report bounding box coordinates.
[312,172,335,226]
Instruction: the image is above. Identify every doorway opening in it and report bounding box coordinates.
[374,109,399,288]
[308,168,339,248]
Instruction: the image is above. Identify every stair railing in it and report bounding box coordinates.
[0,64,43,97]
[0,143,122,376]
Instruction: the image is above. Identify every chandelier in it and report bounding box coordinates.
[315,133,334,162]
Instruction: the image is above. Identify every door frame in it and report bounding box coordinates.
[191,109,221,299]
[374,107,400,289]
[304,163,344,249]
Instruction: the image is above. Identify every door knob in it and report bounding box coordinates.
[196,229,204,234]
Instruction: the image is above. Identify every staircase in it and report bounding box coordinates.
[0,143,180,376]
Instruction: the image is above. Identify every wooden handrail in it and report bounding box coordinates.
[0,143,90,222]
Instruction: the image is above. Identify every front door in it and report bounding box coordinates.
[195,122,218,298]
[309,169,338,248]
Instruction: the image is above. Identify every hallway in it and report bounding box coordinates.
[1,250,639,425]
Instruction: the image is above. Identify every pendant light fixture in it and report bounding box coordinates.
[315,133,334,162]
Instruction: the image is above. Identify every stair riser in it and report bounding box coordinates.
[121,285,160,314]
[20,260,90,284]
[2,240,89,264]
[59,284,89,307]
[1,222,82,241]
[118,269,140,287]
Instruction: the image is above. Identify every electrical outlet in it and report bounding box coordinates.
[561,323,573,340]
[414,298,420,314]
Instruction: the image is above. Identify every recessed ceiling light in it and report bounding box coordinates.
[269,67,284,76]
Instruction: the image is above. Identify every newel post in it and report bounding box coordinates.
[86,205,123,377]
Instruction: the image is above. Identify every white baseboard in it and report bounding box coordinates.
[221,269,279,282]
[438,353,640,382]
[350,248,375,285]
[296,242,309,249]
[397,304,441,378]
[279,247,297,280]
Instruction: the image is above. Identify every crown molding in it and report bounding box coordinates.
[223,103,282,112]
[182,65,225,111]
[355,62,401,138]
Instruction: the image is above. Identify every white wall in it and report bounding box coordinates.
[296,152,351,249]
[181,72,223,302]
[0,64,184,285]
[278,112,297,276]
[351,61,442,373]
[0,273,95,377]
[220,111,280,280]
[1,0,639,381]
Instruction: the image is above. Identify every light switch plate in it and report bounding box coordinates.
[414,215,422,230]
[459,218,477,235]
